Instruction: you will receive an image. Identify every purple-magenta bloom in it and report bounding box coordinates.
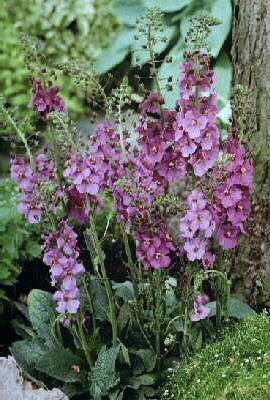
[187,190,207,211]
[202,251,215,269]
[178,135,197,157]
[184,238,206,261]
[54,288,80,314]
[191,294,210,322]
[217,224,241,249]
[215,185,243,208]
[140,92,164,115]
[227,196,251,224]
[181,110,208,139]
[33,79,67,118]
[190,147,219,177]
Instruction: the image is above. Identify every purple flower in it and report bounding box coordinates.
[217,224,241,249]
[227,196,251,223]
[191,294,210,322]
[184,238,206,261]
[33,79,67,118]
[181,110,208,139]
[54,288,80,314]
[202,252,215,269]
[140,92,164,115]
[187,190,207,211]
[215,185,243,208]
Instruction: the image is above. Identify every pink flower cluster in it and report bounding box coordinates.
[43,221,85,314]
[213,137,254,249]
[174,53,220,177]
[33,80,67,118]
[180,190,215,267]
[10,153,55,224]
[136,222,176,269]
[191,294,210,322]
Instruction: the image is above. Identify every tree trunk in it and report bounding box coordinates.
[231,0,270,306]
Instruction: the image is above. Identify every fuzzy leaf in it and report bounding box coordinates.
[112,0,146,26]
[36,346,85,383]
[27,289,56,344]
[127,373,156,389]
[158,42,185,108]
[132,349,156,372]
[88,276,109,321]
[89,346,120,397]
[94,28,134,74]
[144,0,192,13]
[112,280,135,301]
[180,0,232,57]
[11,339,47,375]
[208,298,256,320]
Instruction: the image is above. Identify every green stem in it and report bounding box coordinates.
[88,212,118,346]
[77,314,93,368]
[155,270,163,377]
[1,105,34,168]
[121,226,139,298]
[183,301,190,354]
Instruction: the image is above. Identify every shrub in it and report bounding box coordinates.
[163,314,270,400]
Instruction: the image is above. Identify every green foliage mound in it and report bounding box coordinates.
[163,314,270,400]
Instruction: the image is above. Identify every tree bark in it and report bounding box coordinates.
[231,0,270,306]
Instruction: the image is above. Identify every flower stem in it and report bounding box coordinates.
[88,212,118,346]
[121,226,139,298]
[77,313,93,368]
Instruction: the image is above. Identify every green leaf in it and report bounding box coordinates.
[133,25,176,66]
[112,280,135,301]
[215,51,233,124]
[94,28,134,74]
[11,339,47,375]
[158,42,185,108]
[89,346,120,397]
[27,289,56,344]
[180,0,232,57]
[229,298,256,320]
[112,0,147,26]
[36,346,85,383]
[207,298,256,320]
[144,0,192,13]
[117,303,131,333]
[127,373,156,389]
[132,349,156,372]
[207,0,232,58]
[88,276,109,321]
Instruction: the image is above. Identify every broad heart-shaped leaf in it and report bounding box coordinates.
[207,0,232,58]
[215,51,232,102]
[112,280,135,301]
[112,0,147,26]
[36,346,86,383]
[131,349,156,372]
[27,289,56,344]
[132,25,176,66]
[158,41,185,108]
[207,298,256,320]
[88,276,109,321]
[11,339,47,375]
[215,51,233,124]
[180,0,232,58]
[144,0,192,13]
[94,28,134,74]
[89,345,120,397]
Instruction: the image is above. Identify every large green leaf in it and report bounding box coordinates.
[36,346,85,383]
[11,339,47,375]
[158,41,185,108]
[112,280,135,301]
[27,289,56,344]
[180,0,232,57]
[207,298,256,320]
[207,0,232,57]
[88,276,109,321]
[144,0,192,13]
[94,28,134,74]
[89,346,120,397]
[215,51,233,124]
[112,0,147,26]
[215,51,233,102]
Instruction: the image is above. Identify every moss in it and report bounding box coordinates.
[163,314,270,400]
